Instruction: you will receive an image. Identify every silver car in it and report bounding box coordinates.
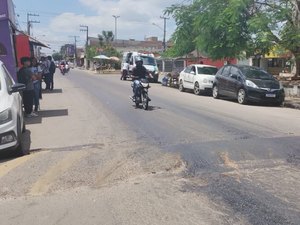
[0,60,27,156]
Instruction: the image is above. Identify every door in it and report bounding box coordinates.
[227,66,243,97]
[181,66,192,88]
[2,65,22,124]
[186,66,196,89]
[218,66,231,95]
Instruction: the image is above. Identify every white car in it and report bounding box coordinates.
[179,64,218,95]
[0,60,27,156]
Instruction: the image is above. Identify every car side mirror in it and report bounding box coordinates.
[10,83,25,94]
[190,71,195,75]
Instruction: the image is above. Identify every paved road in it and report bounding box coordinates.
[68,70,300,224]
[0,69,299,225]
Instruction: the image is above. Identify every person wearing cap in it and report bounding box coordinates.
[17,57,38,117]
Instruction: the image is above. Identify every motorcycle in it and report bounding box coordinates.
[60,64,70,75]
[131,77,150,110]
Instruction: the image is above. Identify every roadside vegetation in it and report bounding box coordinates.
[165,0,300,77]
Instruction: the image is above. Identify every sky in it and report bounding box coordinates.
[13,0,184,54]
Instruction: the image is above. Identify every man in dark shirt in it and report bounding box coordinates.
[131,57,149,100]
[17,57,38,117]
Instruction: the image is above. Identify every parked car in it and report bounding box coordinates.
[212,65,285,105]
[178,64,218,95]
[0,60,27,156]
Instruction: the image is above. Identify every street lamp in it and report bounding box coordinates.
[112,15,120,40]
[152,22,163,31]
[152,22,166,51]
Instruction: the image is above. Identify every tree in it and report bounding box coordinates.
[87,30,121,61]
[86,46,99,60]
[98,31,114,46]
[164,4,197,57]
[165,0,300,76]
[52,52,63,61]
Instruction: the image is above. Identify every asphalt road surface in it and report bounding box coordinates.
[0,69,299,225]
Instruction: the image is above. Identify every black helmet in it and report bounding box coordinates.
[136,56,143,66]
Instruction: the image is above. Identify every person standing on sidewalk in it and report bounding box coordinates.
[41,56,51,90]
[48,56,56,90]
[30,57,42,112]
[17,57,38,117]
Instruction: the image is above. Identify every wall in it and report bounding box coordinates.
[15,35,30,67]
[0,0,17,80]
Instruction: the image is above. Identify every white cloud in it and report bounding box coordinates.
[36,0,182,53]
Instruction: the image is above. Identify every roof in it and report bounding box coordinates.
[16,31,50,48]
[28,36,50,48]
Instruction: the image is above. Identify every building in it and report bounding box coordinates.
[0,0,18,79]
[88,36,164,53]
[0,0,49,80]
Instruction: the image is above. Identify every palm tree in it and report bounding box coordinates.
[102,31,114,45]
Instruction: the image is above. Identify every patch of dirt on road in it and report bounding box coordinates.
[94,144,186,188]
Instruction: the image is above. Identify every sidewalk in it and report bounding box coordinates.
[25,74,114,150]
[284,97,300,110]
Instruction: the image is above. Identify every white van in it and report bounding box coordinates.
[121,52,159,82]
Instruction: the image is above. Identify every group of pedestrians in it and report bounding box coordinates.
[17,56,56,118]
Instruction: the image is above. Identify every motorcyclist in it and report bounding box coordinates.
[131,56,149,101]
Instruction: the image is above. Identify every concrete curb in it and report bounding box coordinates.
[283,101,300,110]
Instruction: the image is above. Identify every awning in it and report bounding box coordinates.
[15,30,50,49]
[28,36,50,48]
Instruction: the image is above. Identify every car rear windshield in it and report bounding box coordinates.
[197,67,218,75]
[240,67,274,80]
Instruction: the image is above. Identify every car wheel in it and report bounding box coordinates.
[274,101,283,106]
[212,85,220,99]
[237,88,247,104]
[16,117,29,156]
[179,80,185,92]
[194,82,201,95]
[22,116,26,133]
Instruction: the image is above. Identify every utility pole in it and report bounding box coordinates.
[112,15,120,40]
[160,16,169,52]
[80,25,89,69]
[69,35,80,67]
[27,13,39,36]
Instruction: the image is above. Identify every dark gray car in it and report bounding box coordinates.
[212,65,285,105]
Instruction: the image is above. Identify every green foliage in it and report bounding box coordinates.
[102,46,121,58]
[165,0,300,62]
[164,4,197,57]
[86,46,99,60]
[98,31,114,46]
[87,30,121,60]
[52,52,63,61]
[194,0,250,60]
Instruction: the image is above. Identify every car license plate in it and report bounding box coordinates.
[266,93,276,98]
